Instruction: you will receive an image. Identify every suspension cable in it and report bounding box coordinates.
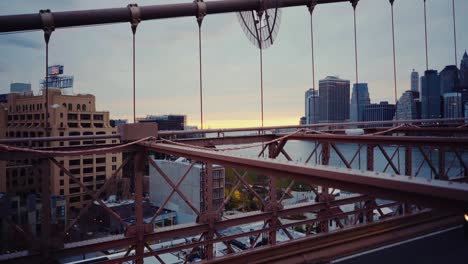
[258,13,264,128]
[309,0,318,164]
[389,0,400,172]
[351,0,361,169]
[390,0,397,114]
[352,0,359,92]
[423,0,428,71]
[128,4,140,124]
[452,0,457,65]
[309,0,317,123]
[196,0,207,129]
[40,9,54,138]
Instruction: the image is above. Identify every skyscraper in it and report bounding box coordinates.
[305,88,319,124]
[421,70,441,119]
[460,51,468,88]
[363,101,396,127]
[411,69,419,92]
[443,92,462,118]
[319,76,350,123]
[439,65,459,95]
[395,90,421,121]
[350,83,370,122]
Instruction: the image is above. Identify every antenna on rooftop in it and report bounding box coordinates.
[237,0,282,127]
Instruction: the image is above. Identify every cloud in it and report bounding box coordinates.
[0,34,42,50]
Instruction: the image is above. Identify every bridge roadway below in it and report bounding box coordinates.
[333,226,468,264]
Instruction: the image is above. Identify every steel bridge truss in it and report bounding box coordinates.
[0,122,467,263]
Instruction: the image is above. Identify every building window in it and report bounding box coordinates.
[112,165,117,171]
[69,168,80,175]
[69,159,80,166]
[69,187,81,194]
[96,157,106,163]
[82,104,86,111]
[83,176,93,183]
[112,157,117,162]
[77,104,81,111]
[68,103,72,111]
[60,179,64,186]
[70,197,80,203]
[96,175,106,181]
[60,189,64,195]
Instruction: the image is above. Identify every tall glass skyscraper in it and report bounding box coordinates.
[421,70,441,119]
[439,65,459,95]
[411,69,419,92]
[305,88,319,124]
[350,83,370,122]
[319,76,350,123]
[460,51,468,88]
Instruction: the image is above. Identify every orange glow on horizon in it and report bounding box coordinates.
[188,117,300,129]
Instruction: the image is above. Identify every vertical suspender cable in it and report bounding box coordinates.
[196,0,206,130]
[198,26,204,129]
[132,32,136,123]
[422,0,429,119]
[260,42,264,128]
[45,40,49,133]
[40,9,54,138]
[128,4,140,124]
[390,0,397,112]
[309,0,318,164]
[351,0,361,169]
[389,0,400,172]
[452,0,457,65]
[423,0,428,71]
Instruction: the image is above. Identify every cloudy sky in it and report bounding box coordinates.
[0,0,467,128]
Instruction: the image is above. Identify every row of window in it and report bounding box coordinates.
[65,185,103,202]
[9,102,90,113]
[69,157,117,166]
[10,103,44,113]
[59,174,106,186]
[67,114,104,120]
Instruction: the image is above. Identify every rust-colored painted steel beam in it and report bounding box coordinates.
[157,118,467,137]
[0,0,350,33]
[140,142,468,211]
[0,122,464,147]
[283,133,468,146]
[0,195,369,263]
[367,127,468,135]
[0,134,118,144]
[0,144,138,160]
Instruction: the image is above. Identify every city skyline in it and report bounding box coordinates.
[1,0,467,128]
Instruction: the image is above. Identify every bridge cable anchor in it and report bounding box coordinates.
[128,3,141,34]
[39,9,54,44]
[195,0,207,27]
[308,0,318,14]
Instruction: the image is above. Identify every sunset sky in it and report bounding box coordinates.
[1,0,467,128]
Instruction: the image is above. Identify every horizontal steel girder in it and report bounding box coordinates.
[140,141,468,212]
[280,133,468,146]
[0,194,370,262]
